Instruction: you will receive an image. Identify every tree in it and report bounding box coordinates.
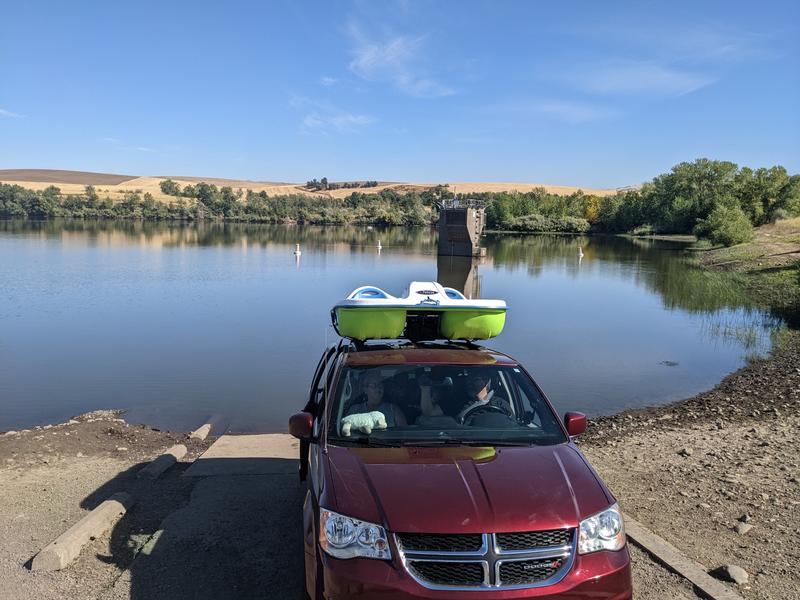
[694,203,754,247]
[160,179,182,196]
[84,185,98,202]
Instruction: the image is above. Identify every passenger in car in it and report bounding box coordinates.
[346,370,408,426]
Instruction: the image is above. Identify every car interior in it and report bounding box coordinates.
[334,365,553,437]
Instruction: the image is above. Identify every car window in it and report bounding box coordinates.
[328,364,566,446]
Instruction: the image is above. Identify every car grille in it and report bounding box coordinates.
[498,557,564,586]
[396,529,574,590]
[408,561,485,586]
[496,528,573,551]
[396,533,483,552]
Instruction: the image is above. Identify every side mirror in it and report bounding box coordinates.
[289,412,314,440]
[564,412,587,437]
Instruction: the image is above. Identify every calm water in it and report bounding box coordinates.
[0,220,782,433]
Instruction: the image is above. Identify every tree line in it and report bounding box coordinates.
[0,183,429,226]
[303,177,379,191]
[1,159,798,246]
[481,159,799,245]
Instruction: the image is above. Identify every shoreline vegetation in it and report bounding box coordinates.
[2,158,798,246]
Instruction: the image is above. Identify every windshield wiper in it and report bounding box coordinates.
[402,439,532,447]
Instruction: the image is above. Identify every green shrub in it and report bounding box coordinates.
[694,204,754,247]
[630,224,656,236]
[770,208,790,223]
[159,179,182,196]
[509,214,590,233]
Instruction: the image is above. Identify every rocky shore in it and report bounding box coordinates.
[581,221,800,599]
[580,330,800,600]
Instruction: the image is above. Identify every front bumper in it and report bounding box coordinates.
[321,546,632,599]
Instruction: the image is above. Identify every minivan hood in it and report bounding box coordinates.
[325,444,612,533]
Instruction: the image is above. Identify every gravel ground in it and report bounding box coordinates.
[629,544,699,600]
[0,411,210,600]
[581,329,800,600]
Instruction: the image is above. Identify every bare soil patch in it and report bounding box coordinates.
[0,169,137,186]
[0,411,210,600]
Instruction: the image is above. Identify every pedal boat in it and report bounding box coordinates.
[331,281,507,341]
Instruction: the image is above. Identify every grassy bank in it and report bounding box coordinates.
[693,217,800,324]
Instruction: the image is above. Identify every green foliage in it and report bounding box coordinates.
[0,182,430,226]
[694,204,754,247]
[508,214,590,234]
[160,179,182,196]
[305,178,379,191]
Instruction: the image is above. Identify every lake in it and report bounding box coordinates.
[0,220,782,433]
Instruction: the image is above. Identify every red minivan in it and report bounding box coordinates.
[290,340,632,599]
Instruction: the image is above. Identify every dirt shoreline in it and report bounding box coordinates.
[579,222,799,600]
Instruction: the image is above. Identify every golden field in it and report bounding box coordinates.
[0,169,621,202]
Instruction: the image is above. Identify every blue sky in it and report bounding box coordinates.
[1,0,798,187]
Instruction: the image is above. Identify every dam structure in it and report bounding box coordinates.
[437,198,486,257]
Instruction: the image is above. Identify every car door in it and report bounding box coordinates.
[299,345,336,481]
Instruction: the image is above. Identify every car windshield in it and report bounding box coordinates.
[328,364,568,447]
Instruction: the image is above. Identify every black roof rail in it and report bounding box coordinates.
[341,338,486,352]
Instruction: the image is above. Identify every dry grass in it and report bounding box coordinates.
[0,169,620,203]
[439,181,618,197]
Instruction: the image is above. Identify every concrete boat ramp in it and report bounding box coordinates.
[99,433,306,600]
[184,434,299,477]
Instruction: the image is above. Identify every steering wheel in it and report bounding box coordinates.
[461,402,511,425]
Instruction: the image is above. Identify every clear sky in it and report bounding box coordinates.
[1,0,798,188]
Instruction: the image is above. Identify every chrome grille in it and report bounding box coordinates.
[496,529,572,551]
[396,529,575,590]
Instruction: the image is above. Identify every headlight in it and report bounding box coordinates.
[578,504,625,554]
[319,509,392,560]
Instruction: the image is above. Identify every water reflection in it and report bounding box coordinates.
[0,220,788,431]
[0,219,436,252]
[437,255,481,298]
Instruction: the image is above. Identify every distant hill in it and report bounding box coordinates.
[0,169,137,185]
[0,169,622,201]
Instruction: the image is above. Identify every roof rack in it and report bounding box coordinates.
[345,339,485,352]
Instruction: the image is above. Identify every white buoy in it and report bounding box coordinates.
[293,244,302,256]
[377,240,382,250]
[578,246,584,258]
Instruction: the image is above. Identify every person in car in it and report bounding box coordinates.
[414,375,455,426]
[455,371,513,423]
[346,370,407,427]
